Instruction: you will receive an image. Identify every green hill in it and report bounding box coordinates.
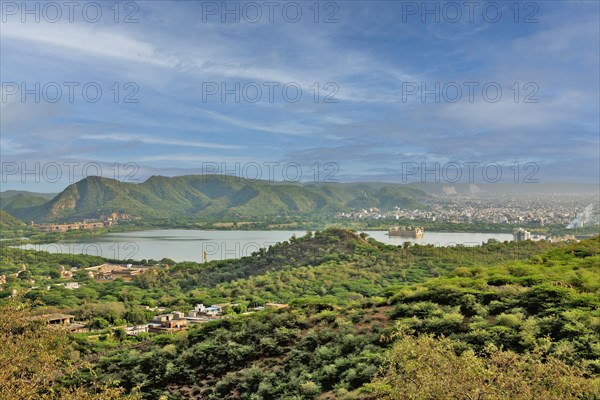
[2,229,598,399]
[0,190,57,216]
[169,229,376,289]
[0,209,24,229]
[0,190,56,201]
[1,193,50,217]
[15,176,429,222]
[87,234,599,399]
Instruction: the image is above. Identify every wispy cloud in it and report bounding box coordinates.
[3,22,176,67]
[80,133,244,150]
[1,1,598,190]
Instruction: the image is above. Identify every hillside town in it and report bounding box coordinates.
[34,302,290,335]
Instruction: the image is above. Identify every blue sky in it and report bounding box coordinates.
[1,0,599,191]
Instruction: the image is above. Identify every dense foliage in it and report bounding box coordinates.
[92,305,390,399]
[369,332,599,399]
[0,300,139,400]
[1,230,598,399]
[386,237,600,371]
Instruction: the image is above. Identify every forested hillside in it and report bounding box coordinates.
[83,235,599,399]
[0,209,23,229]
[3,231,596,399]
[11,176,428,222]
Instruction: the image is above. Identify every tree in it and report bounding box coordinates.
[113,327,126,342]
[0,300,139,400]
[159,258,175,266]
[232,303,248,314]
[90,317,109,329]
[125,306,152,327]
[18,270,33,281]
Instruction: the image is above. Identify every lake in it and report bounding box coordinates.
[20,230,514,262]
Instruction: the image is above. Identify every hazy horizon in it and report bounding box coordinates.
[2,174,599,197]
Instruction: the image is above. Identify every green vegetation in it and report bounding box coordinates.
[384,237,600,371]
[91,306,388,399]
[0,191,55,238]
[10,175,427,222]
[0,209,24,229]
[0,300,139,400]
[76,235,598,399]
[1,230,598,399]
[1,192,51,214]
[369,332,599,399]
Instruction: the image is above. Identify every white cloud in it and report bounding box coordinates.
[80,133,243,150]
[2,22,178,67]
[199,109,313,136]
[437,91,586,129]
[137,153,255,163]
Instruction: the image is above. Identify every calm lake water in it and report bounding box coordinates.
[20,230,514,263]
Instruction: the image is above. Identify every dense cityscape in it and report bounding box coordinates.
[337,194,599,228]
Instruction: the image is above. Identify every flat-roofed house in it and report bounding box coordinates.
[148,313,188,333]
[41,313,75,325]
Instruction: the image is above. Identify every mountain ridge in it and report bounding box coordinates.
[12,175,429,222]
